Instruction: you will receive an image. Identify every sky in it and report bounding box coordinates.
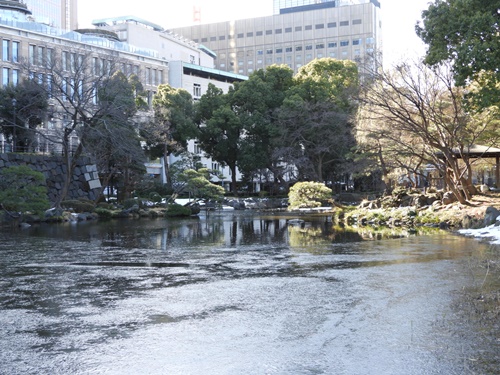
[78,0,432,69]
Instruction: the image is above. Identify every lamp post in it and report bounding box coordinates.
[11,98,16,153]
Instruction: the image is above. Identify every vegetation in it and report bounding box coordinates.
[0,166,50,215]
[288,181,332,210]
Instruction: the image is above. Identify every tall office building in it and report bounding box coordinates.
[171,0,381,75]
[24,0,78,30]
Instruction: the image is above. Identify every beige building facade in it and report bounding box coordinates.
[171,0,381,76]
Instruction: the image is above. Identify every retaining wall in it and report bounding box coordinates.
[0,154,102,203]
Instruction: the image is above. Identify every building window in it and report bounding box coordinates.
[201,37,208,42]
[28,45,35,65]
[276,57,282,63]
[257,50,263,55]
[37,46,44,66]
[328,22,337,28]
[315,24,324,29]
[317,53,323,58]
[340,21,349,26]
[295,26,302,32]
[340,40,349,47]
[256,31,263,36]
[276,48,282,53]
[257,59,262,64]
[266,57,272,64]
[275,29,282,34]
[329,51,336,58]
[328,42,338,48]
[353,19,362,25]
[248,60,253,65]
[2,68,9,86]
[296,55,302,61]
[296,46,302,51]
[366,37,375,44]
[12,41,19,63]
[285,27,292,33]
[194,143,202,154]
[305,25,312,31]
[266,49,273,54]
[353,39,362,46]
[285,47,292,53]
[219,35,225,40]
[2,40,9,62]
[193,83,201,97]
[305,45,312,50]
[306,54,312,60]
[190,55,196,64]
[63,52,69,71]
[316,44,324,49]
[238,61,243,66]
[193,39,199,43]
[210,36,216,41]
[220,63,225,68]
[341,51,348,58]
[247,32,253,37]
[266,30,272,35]
[157,70,163,84]
[12,69,18,86]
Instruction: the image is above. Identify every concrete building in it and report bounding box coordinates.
[0,1,247,190]
[170,0,381,76]
[24,0,78,30]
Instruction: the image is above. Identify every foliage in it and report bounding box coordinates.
[0,166,50,214]
[288,181,332,210]
[0,80,47,152]
[416,0,500,108]
[60,199,95,213]
[174,168,226,202]
[165,203,192,217]
[94,207,113,219]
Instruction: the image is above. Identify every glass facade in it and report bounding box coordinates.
[24,0,77,30]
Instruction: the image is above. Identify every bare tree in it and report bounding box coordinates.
[359,60,500,203]
[23,47,143,207]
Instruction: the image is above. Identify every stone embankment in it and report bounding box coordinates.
[0,153,101,203]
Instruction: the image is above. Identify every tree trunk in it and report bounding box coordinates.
[230,164,238,197]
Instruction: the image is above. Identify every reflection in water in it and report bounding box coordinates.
[0,212,498,374]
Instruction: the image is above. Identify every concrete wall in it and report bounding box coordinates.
[0,154,101,203]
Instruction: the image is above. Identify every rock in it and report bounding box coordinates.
[483,206,500,226]
[480,184,490,193]
[442,192,457,205]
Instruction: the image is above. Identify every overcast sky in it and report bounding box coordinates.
[78,0,432,68]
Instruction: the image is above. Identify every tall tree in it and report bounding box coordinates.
[416,0,500,108]
[142,84,196,187]
[278,58,359,183]
[194,84,244,194]
[229,65,295,192]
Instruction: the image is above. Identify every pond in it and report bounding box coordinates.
[0,211,498,374]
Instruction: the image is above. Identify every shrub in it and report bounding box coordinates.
[0,165,50,215]
[288,181,332,210]
[94,207,114,219]
[165,203,192,217]
[61,200,94,213]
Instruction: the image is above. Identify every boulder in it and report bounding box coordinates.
[483,206,500,227]
[442,192,457,205]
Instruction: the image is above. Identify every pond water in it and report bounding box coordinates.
[0,211,498,374]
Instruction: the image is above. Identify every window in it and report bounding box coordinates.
[306,54,312,60]
[193,83,201,97]
[340,21,349,26]
[63,52,69,71]
[219,35,225,40]
[248,60,253,65]
[305,25,312,30]
[193,39,199,43]
[296,55,302,61]
[305,45,312,50]
[201,37,208,42]
[353,19,362,25]
[315,24,324,29]
[329,51,336,58]
[2,40,9,61]
[210,36,216,41]
[275,29,282,34]
[256,31,263,36]
[266,49,273,54]
[266,30,272,35]
[353,39,362,46]
[212,162,219,171]
[12,41,19,63]
[316,44,324,49]
[2,68,9,86]
[317,53,323,58]
[276,48,282,53]
[238,61,243,66]
[146,67,151,84]
[276,57,282,63]
[266,57,272,64]
[28,45,35,65]
[366,37,375,44]
[340,40,349,47]
[285,27,292,33]
[194,143,202,154]
[295,26,302,32]
[257,50,263,55]
[12,69,18,86]
[46,48,53,66]
[285,47,292,53]
[37,46,44,66]
[157,70,163,84]
[327,22,337,28]
[328,42,337,48]
[190,55,196,64]
[247,32,253,37]
[296,46,302,51]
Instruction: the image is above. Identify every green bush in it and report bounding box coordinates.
[94,207,114,219]
[61,200,94,213]
[288,181,332,210]
[123,198,140,209]
[165,203,192,217]
[0,165,50,215]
